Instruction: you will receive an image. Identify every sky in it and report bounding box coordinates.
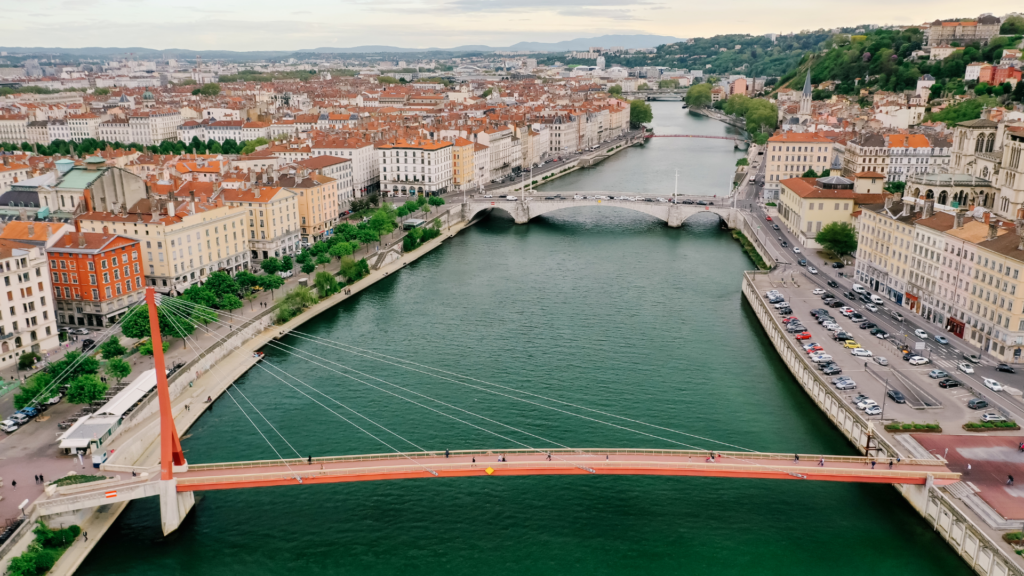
[1,0,1021,51]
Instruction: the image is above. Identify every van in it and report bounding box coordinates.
[852,284,865,294]
[968,398,989,410]
[891,311,904,322]
[870,295,884,305]
[278,270,294,279]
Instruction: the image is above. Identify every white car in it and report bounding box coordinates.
[983,378,1003,392]
[810,354,834,363]
[0,420,18,433]
[7,413,28,425]
[808,266,818,274]
[852,284,866,294]
[957,362,975,374]
[982,413,1007,423]
[482,194,493,198]
[864,405,882,416]
[812,288,825,295]
[840,308,855,317]
[573,195,584,200]
[774,302,790,309]
[45,395,61,405]
[865,304,879,312]
[506,196,518,201]
[71,328,90,335]
[914,329,928,339]
[873,356,889,366]
[851,348,873,357]
[792,247,801,253]
[908,356,930,366]
[856,398,878,410]
[277,270,294,279]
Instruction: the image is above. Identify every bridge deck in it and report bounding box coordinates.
[174,449,958,492]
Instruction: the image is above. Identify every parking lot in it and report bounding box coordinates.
[754,272,1019,435]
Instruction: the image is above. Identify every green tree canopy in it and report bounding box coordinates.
[815,221,858,256]
[14,372,53,410]
[686,83,713,108]
[259,273,284,297]
[607,84,622,96]
[629,99,653,128]
[105,358,132,383]
[260,257,283,275]
[47,351,100,384]
[235,270,260,293]
[67,374,107,405]
[314,271,341,298]
[204,271,240,299]
[198,83,221,96]
[98,336,128,359]
[801,168,819,178]
[1001,16,1024,35]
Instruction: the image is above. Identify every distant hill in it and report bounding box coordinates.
[0,35,685,60]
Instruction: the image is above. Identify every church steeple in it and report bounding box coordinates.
[798,70,812,117]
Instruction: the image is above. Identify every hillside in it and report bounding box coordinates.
[538,32,833,76]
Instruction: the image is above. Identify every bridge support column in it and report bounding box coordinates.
[512,201,530,225]
[667,204,684,228]
[159,479,194,536]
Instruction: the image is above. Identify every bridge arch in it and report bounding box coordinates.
[463,198,735,229]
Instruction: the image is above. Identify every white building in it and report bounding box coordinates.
[377,138,453,196]
[0,239,60,368]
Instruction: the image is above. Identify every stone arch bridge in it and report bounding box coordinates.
[462,194,739,228]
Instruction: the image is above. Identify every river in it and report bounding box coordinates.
[78,103,972,575]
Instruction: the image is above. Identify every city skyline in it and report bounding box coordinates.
[1,0,1022,52]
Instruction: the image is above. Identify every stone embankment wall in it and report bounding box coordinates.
[742,270,1023,576]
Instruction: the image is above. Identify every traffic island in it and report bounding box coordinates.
[963,422,1021,432]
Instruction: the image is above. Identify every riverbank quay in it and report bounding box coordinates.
[742,269,1024,576]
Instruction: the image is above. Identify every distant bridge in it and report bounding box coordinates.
[650,134,748,141]
[463,194,738,228]
[622,88,688,101]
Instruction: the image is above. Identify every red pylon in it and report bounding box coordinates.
[146,288,186,480]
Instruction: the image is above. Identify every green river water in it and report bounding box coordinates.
[77,103,972,575]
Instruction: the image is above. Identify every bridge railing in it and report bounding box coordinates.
[176,459,958,488]
[185,448,947,472]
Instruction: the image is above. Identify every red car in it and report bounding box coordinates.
[766,215,772,221]
[805,345,824,353]
[795,332,812,340]
[782,316,799,324]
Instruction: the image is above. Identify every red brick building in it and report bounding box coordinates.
[47,232,145,328]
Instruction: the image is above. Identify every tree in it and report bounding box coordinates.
[481,88,493,98]
[301,261,317,275]
[240,137,269,155]
[139,340,170,355]
[1014,81,1024,103]
[368,206,397,236]
[14,372,53,410]
[428,196,445,207]
[191,88,201,96]
[280,255,294,272]
[67,374,107,405]
[329,242,354,259]
[180,285,218,310]
[260,257,283,276]
[815,221,858,256]
[259,273,284,298]
[235,270,260,293]
[94,88,110,96]
[120,301,195,340]
[637,82,650,91]
[105,358,132,383]
[744,100,778,134]
[98,336,128,359]
[47,351,100,383]
[203,271,239,300]
[378,76,400,84]
[18,351,40,370]
[801,168,819,178]
[608,84,622,97]
[219,294,243,311]
[686,83,713,108]
[1001,15,1024,35]
[316,253,332,269]
[314,271,341,298]
[629,99,653,128]
[198,83,221,97]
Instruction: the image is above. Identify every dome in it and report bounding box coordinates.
[142,90,154,100]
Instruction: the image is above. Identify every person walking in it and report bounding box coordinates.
[871,460,876,469]
[307,455,312,465]
[83,531,87,542]
[1008,475,1015,486]
[818,456,825,467]
[794,454,799,463]
[888,460,893,470]
[445,449,450,459]
[39,474,43,483]
[10,480,15,490]
[966,463,971,474]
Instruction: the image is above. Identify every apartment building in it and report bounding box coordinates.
[777,175,857,247]
[764,132,835,201]
[377,138,454,196]
[47,231,145,328]
[0,159,31,195]
[924,15,1001,46]
[296,155,355,212]
[0,239,60,368]
[884,133,952,182]
[221,185,301,262]
[279,170,340,243]
[0,115,29,144]
[312,137,378,196]
[853,196,919,305]
[451,137,476,191]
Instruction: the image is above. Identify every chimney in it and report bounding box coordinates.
[18,208,27,221]
[2,156,8,167]
[151,200,160,222]
[922,199,934,220]
[46,224,52,239]
[1017,219,1024,251]
[79,232,87,247]
[987,221,998,241]
[74,219,81,233]
[166,190,175,216]
[900,201,912,218]
[64,233,72,247]
[27,223,35,238]
[254,186,261,199]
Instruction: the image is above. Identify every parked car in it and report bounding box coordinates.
[859,322,876,330]
[842,340,861,349]
[8,413,28,425]
[939,379,962,389]
[812,288,825,295]
[278,270,295,279]
[928,370,948,379]
[963,352,981,364]
[933,335,948,345]
[807,266,818,275]
[873,356,889,366]
[863,404,882,416]
[887,389,907,404]
[957,363,975,374]
[836,380,857,390]
[909,356,930,366]
[968,398,989,410]
[982,413,1007,423]
[832,262,845,269]
[0,420,18,433]
[795,332,812,340]
[849,314,866,322]
[45,395,61,406]
[17,407,39,418]
[997,364,1017,374]
[851,348,873,357]
[982,378,1004,392]
[914,329,929,339]
[856,398,878,410]
[822,365,842,375]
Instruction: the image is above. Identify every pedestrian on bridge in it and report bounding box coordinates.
[818,457,824,467]
[1008,475,1015,486]
[794,454,799,463]
[445,449,450,459]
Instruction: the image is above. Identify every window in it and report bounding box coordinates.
[91,289,98,299]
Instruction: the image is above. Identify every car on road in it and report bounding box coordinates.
[8,413,28,425]
[909,356,930,366]
[851,348,873,357]
[963,353,981,363]
[933,335,949,345]
[772,224,780,230]
[859,322,876,330]
[887,389,907,403]
[826,280,839,289]
[997,364,1017,374]
[982,413,1007,423]
[812,288,825,295]
[766,215,772,221]
[832,262,845,269]
[871,328,889,339]
[957,363,975,374]
[71,328,89,335]
[843,340,861,349]
[914,329,929,339]
[798,259,807,266]
[792,247,801,254]
[795,332,812,340]
[874,356,889,366]
[822,365,843,375]
[982,378,1004,391]
[0,420,18,433]
[807,266,818,275]
[865,304,879,312]
[928,370,948,379]
[506,196,518,201]
[852,284,866,294]
[891,311,905,322]
[968,398,989,410]
[939,378,962,388]
[278,270,294,279]
[781,241,789,248]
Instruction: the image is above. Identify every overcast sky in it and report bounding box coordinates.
[1,0,1020,51]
